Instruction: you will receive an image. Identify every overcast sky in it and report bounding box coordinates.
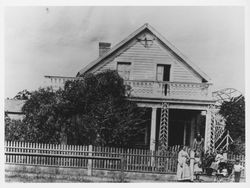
[5,6,245,98]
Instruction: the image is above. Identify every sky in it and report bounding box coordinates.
[4,6,245,98]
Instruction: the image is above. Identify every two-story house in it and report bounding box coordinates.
[45,24,215,152]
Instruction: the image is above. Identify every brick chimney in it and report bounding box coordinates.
[99,42,111,57]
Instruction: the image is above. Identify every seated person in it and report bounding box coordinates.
[210,150,225,171]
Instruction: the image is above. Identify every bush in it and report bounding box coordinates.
[5,70,148,147]
[228,137,245,155]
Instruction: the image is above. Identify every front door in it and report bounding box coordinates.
[168,120,184,146]
[168,120,191,146]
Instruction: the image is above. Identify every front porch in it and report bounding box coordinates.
[134,103,214,152]
[43,76,215,152]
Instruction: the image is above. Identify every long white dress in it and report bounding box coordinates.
[177,150,191,181]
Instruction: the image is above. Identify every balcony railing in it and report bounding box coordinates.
[44,76,82,90]
[124,80,212,100]
[44,76,212,101]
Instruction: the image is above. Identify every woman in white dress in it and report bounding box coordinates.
[177,146,191,181]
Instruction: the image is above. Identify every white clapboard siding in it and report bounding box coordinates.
[94,31,202,83]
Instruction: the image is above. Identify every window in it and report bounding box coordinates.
[156,64,171,81]
[117,62,131,80]
[157,64,171,96]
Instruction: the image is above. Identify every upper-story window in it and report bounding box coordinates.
[117,62,131,80]
[157,64,171,81]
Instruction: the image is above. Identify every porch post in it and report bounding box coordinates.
[183,122,187,146]
[150,107,157,151]
[204,107,212,152]
[190,117,196,148]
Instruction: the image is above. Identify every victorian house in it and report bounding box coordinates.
[45,24,215,152]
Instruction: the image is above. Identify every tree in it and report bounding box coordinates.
[22,87,64,143]
[14,89,31,100]
[5,114,28,142]
[228,137,245,155]
[219,95,245,142]
[60,70,147,147]
[6,70,148,147]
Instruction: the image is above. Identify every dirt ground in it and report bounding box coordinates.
[5,173,245,183]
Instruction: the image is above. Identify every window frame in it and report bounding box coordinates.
[156,64,171,82]
[117,62,132,80]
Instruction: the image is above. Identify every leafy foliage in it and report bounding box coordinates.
[219,95,245,154]
[5,115,27,141]
[6,70,148,147]
[21,87,62,143]
[14,89,31,100]
[219,95,245,142]
[228,137,245,155]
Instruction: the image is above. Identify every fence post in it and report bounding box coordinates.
[120,154,125,182]
[87,145,93,176]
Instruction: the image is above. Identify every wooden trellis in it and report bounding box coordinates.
[158,102,169,152]
[210,105,216,153]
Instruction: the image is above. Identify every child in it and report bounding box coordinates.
[232,159,244,182]
[210,150,224,172]
[194,151,203,181]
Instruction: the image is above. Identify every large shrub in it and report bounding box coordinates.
[6,70,148,147]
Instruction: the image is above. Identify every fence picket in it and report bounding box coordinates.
[82,145,84,167]
[4,141,245,177]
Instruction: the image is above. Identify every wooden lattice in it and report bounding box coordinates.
[210,105,216,152]
[158,102,169,152]
[215,125,225,143]
[205,105,216,153]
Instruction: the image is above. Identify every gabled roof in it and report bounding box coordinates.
[77,23,211,82]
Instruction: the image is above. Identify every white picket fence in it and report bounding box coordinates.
[5,141,245,176]
[5,141,179,173]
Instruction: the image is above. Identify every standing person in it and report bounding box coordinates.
[177,146,185,181]
[193,133,204,153]
[232,159,244,182]
[193,133,204,172]
[182,146,191,181]
[189,148,195,182]
[176,146,191,181]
